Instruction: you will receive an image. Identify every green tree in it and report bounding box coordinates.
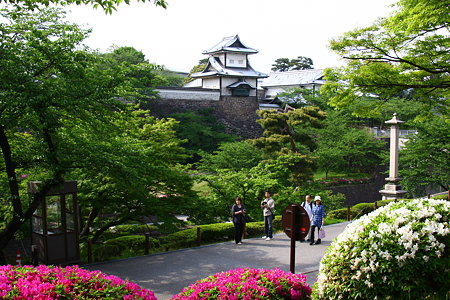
[290,56,314,70]
[183,58,208,85]
[399,118,450,196]
[323,0,449,119]
[0,8,190,261]
[197,141,263,172]
[315,111,386,177]
[271,58,291,72]
[271,56,314,72]
[251,107,326,186]
[0,7,130,260]
[170,109,237,163]
[71,110,195,242]
[99,46,183,97]
[3,0,167,14]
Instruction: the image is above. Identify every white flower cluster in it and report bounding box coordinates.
[316,198,450,299]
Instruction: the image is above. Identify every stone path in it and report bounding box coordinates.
[85,222,350,300]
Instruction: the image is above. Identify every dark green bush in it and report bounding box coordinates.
[327,208,348,220]
[92,235,159,261]
[101,224,160,240]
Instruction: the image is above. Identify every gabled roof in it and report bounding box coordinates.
[227,79,256,89]
[203,35,259,55]
[259,69,325,87]
[192,56,267,79]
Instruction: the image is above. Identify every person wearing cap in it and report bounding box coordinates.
[310,195,325,245]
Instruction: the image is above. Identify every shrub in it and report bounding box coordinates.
[0,265,157,299]
[170,268,312,299]
[102,224,160,240]
[315,198,450,300]
[92,235,159,261]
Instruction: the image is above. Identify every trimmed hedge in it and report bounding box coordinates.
[92,235,160,261]
[327,199,395,220]
[159,217,283,250]
[102,224,160,240]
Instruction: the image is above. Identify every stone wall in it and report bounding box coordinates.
[144,94,263,139]
[330,166,387,207]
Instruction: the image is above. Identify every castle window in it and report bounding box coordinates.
[238,59,244,64]
[229,59,235,64]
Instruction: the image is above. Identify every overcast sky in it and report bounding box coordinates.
[66,0,397,73]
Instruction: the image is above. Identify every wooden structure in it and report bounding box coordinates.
[28,181,80,265]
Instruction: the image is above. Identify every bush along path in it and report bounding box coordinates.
[315,198,450,300]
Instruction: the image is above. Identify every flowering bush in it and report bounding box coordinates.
[171,267,312,299]
[315,198,450,300]
[0,264,157,299]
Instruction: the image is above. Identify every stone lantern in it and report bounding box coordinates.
[379,113,407,200]
[28,181,80,265]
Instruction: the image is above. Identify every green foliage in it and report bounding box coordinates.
[170,109,237,163]
[316,199,450,299]
[92,235,160,261]
[315,110,387,177]
[183,58,208,85]
[197,141,263,172]
[251,106,326,186]
[288,183,346,212]
[399,118,450,196]
[0,8,195,256]
[323,0,450,119]
[3,0,167,14]
[277,87,328,110]
[271,56,314,72]
[0,7,139,255]
[99,46,183,97]
[191,166,281,224]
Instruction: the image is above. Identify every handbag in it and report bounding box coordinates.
[318,228,326,239]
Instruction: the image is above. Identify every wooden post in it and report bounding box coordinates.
[87,239,93,263]
[374,201,378,210]
[448,190,449,201]
[145,233,150,255]
[428,193,431,199]
[347,206,351,221]
[196,227,201,247]
[31,245,39,266]
[290,205,298,274]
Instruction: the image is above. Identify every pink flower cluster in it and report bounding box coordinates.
[170,268,312,300]
[0,265,157,299]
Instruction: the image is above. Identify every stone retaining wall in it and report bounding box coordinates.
[144,95,263,138]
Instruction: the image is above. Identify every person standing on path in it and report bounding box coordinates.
[232,197,246,245]
[301,194,314,242]
[310,195,325,245]
[261,191,275,241]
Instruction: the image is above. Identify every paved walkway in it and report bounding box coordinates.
[85,222,350,300]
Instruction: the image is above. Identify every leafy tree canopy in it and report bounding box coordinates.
[183,58,209,85]
[322,0,449,120]
[1,0,167,14]
[0,7,190,260]
[251,107,326,186]
[399,118,450,196]
[271,56,314,72]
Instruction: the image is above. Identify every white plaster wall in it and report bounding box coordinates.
[221,77,257,96]
[203,78,220,89]
[156,89,220,101]
[226,53,247,68]
[215,54,225,65]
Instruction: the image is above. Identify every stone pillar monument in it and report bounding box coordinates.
[379,113,407,200]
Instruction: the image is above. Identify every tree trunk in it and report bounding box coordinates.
[80,207,100,237]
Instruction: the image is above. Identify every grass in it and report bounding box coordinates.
[313,170,370,180]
